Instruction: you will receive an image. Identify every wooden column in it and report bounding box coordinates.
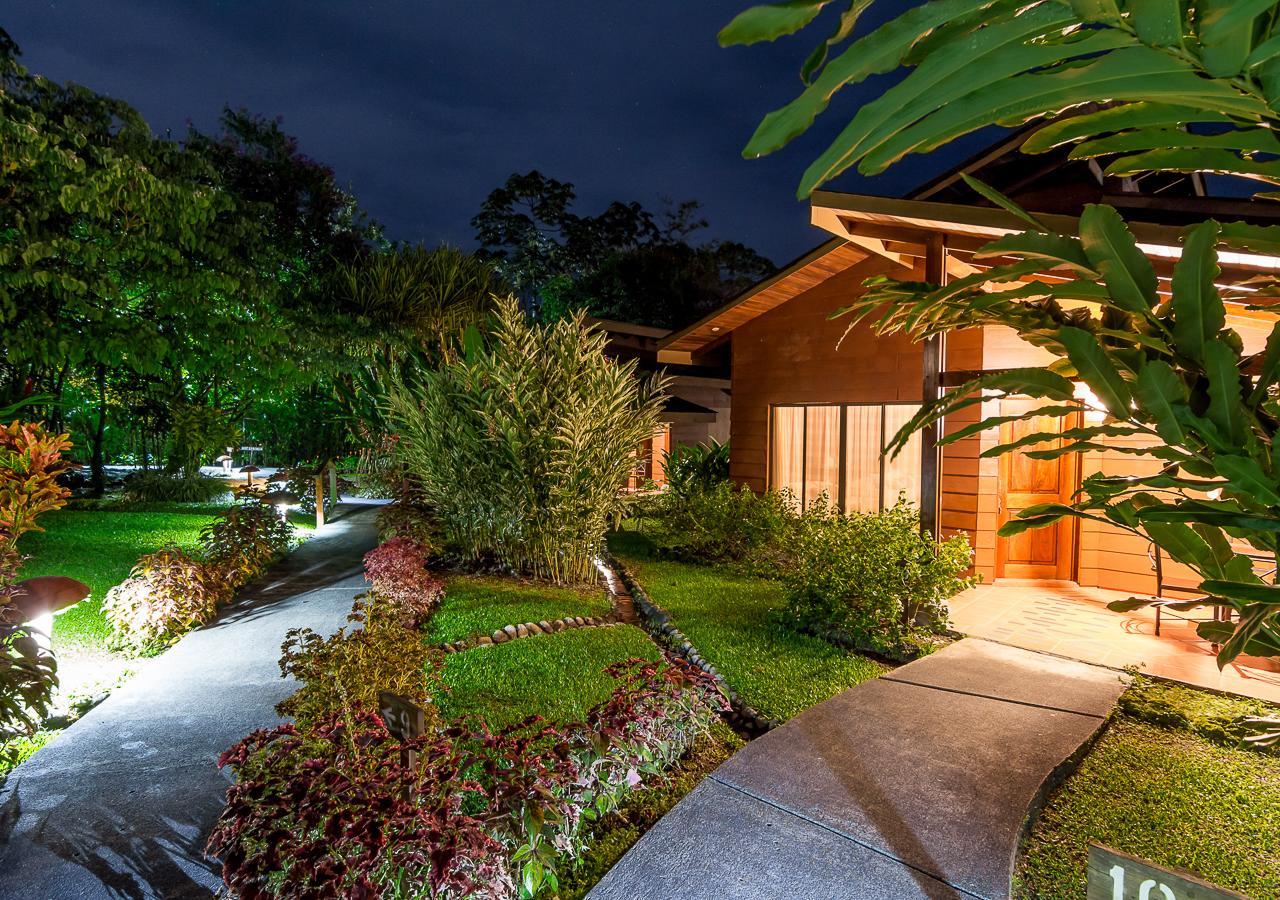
[920,232,947,539]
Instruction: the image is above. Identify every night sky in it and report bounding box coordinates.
[6,2,989,265]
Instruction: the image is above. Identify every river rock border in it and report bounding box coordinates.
[599,551,779,737]
[440,615,619,653]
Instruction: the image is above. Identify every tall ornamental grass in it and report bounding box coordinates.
[386,297,666,583]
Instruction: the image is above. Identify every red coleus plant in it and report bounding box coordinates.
[210,656,729,899]
[362,536,443,628]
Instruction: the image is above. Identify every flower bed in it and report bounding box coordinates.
[210,529,736,898]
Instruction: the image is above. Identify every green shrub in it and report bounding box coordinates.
[663,439,729,500]
[276,592,444,731]
[166,403,240,478]
[123,473,231,505]
[782,499,974,658]
[102,547,233,654]
[374,499,437,545]
[199,502,294,588]
[386,297,666,583]
[656,480,796,567]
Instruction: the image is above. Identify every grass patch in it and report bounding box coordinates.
[608,528,886,722]
[17,505,221,650]
[1016,708,1280,898]
[559,720,744,899]
[439,625,662,729]
[428,574,612,644]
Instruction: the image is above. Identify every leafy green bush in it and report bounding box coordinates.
[374,498,437,545]
[276,592,445,731]
[656,480,796,567]
[102,547,233,653]
[386,297,666,583]
[782,499,973,659]
[663,439,729,500]
[123,473,231,505]
[199,502,293,588]
[167,403,240,478]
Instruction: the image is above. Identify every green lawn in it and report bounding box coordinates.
[428,574,612,644]
[439,624,662,729]
[1016,686,1280,898]
[17,505,223,649]
[608,528,886,722]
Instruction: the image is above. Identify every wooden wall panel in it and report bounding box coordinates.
[730,255,921,492]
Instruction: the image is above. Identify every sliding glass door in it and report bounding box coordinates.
[769,403,922,513]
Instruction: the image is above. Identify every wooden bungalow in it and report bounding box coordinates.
[655,169,1280,595]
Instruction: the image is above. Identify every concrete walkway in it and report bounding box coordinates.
[0,502,381,900]
[590,639,1126,900]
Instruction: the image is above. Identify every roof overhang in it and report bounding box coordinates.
[662,193,1280,358]
[657,238,872,363]
[810,191,1280,283]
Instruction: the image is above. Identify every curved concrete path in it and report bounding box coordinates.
[0,502,381,900]
[590,638,1126,900]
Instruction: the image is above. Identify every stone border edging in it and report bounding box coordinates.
[599,551,779,737]
[440,615,618,653]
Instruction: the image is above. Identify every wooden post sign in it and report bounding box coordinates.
[378,691,426,769]
[1087,845,1249,900]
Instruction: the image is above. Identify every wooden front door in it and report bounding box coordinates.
[996,398,1079,580]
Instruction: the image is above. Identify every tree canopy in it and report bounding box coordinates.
[473,171,775,329]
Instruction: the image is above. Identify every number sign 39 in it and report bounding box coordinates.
[1087,845,1249,900]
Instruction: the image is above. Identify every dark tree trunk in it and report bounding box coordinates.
[90,364,107,497]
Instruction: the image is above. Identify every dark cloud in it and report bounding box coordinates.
[6,1,973,264]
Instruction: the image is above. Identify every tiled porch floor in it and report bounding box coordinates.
[949,580,1280,704]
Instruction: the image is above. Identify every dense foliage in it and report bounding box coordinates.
[662,439,730,500]
[0,421,71,757]
[103,501,294,652]
[657,480,796,566]
[102,547,232,653]
[473,171,774,329]
[782,498,973,658]
[387,299,667,583]
[361,536,443,628]
[653,480,970,655]
[122,473,231,505]
[276,594,444,733]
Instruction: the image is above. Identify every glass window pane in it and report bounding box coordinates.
[844,406,883,513]
[770,406,804,501]
[883,404,922,509]
[804,406,841,510]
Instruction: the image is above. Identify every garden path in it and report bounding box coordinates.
[590,638,1126,900]
[0,501,382,900]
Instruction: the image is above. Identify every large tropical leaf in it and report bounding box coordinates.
[1078,204,1158,314]
[1169,221,1226,362]
[730,0,1280,195]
